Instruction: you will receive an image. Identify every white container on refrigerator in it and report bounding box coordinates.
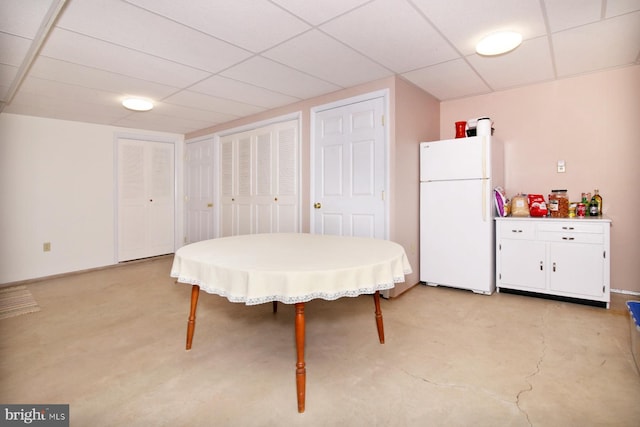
[419,136,504,294]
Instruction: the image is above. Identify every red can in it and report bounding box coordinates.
[577,203,586,217]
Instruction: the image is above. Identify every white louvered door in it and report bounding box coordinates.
[117,138,175,261]
[219,120,299,237]
[185,138,215,244]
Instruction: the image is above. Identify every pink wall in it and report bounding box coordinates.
[188,76,440,296]
[389,77,440,295]
[188,76,397,233]
[440,65,640,293]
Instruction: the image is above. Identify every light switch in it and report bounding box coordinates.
[557,160,566,173]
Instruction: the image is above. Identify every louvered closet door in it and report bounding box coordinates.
[185,138,215,244]
[117,138,175,261]
[273,122,298,233]
[219,120,299,236]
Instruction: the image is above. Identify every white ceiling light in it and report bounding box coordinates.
[476,31,523,56]
[122,97,154,112]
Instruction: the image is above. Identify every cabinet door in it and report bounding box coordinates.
[549,242,605,297]
[498,239,546,290]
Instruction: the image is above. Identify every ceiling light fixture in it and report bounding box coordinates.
[122,97,154,112]
[475,31,523,56]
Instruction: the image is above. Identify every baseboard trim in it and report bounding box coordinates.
[0,254,174,289]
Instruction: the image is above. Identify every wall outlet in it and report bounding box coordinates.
[43,242,51,252]
[557,160,566,173]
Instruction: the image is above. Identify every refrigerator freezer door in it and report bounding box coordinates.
[420,136,491,182]
[419,180,495,294]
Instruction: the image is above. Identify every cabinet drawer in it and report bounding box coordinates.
[498,221,536,239]
[537,222,604,234]
[538,231,604,244]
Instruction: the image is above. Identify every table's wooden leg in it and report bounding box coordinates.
[373,291,385,344]
[273,301,278,313]
[186,285,200,350]
[295,302,306,413]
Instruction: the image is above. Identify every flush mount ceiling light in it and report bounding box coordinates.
[122,97,154,111]
[475,31,523,56]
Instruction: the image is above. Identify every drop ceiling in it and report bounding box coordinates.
[1,0,639,135]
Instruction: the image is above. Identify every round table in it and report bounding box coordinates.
[170,233,412,413]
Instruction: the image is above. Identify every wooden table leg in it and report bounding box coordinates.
[295,302,306,413]
[373,291,385,344]
[186,285,200,350]
[273,301,278,313]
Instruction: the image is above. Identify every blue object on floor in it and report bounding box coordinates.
[627,301,640,373]
[628,301,640,329]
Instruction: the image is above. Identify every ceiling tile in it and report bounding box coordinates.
[413,0,547,55]
[270,0,372,25]
[29,57,180,100]
[40,28,211,87]
[0,0,54,38]
[263,30,393,88]
[467,37,555,90]
[113,112,216,134]
[606,0,640,17]
[543,0,602,32]
[6,89,130,125]
[163,90,265,118]
[56,0,252,73]
[221,56,341,99]
[189,75,300,109]
[14,76,126,108]
[0,33,32,66]
[321,0,458,73]
[553,12,640,77]
[150,101,238,123]
[0,64,18,100]
[123,0,310,53]
[402,59,490,100]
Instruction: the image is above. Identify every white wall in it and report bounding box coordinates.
[0,114,184,284]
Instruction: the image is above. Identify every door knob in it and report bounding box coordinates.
[314,202,321,209]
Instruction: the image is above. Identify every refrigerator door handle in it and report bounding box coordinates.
[482,179,487,222]
[481,136,487,179]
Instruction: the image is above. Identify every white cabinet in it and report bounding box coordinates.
[496,217,611,308]
[220,120,299,237]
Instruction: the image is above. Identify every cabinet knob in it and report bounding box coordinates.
[314,202,322,209]
[562,237,575,241]
[540,261,543,271]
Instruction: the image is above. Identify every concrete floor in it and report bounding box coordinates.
[1,256,639,426]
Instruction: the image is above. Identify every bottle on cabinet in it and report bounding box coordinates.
[593,189,603,215]
[588,196,599,216]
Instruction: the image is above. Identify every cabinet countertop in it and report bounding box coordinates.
[495,216,611,223]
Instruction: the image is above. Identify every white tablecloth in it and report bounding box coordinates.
[170,233,412,305]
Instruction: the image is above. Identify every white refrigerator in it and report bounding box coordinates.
[419,136,504,294]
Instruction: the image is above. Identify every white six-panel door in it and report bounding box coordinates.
[312,96,386,239]
[117,138,174,262]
